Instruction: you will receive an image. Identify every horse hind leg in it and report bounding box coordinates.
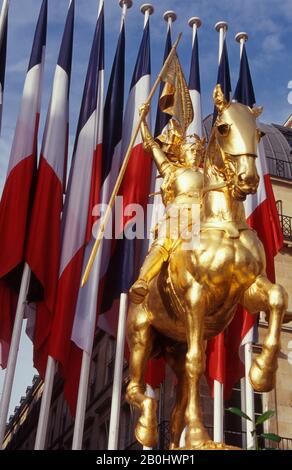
[126,302,158,448]
[243,275,288,392]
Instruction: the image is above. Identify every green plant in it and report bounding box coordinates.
[226,407,282,450]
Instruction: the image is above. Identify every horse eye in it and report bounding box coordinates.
[217,123,230,136]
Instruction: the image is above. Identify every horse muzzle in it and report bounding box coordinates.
[232,180,259,200]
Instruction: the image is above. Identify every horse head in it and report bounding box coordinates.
[211,84,263,201]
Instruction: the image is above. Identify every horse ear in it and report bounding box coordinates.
[252,106,263,118]
[213,84,228,114]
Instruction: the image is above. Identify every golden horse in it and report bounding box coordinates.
[126,86,288,450]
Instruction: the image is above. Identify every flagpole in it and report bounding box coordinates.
[213,20,228,445]
[164,9,176,30]
[235,31,256,449]
[235,31,248,58]
[189,16,201,47]
[71,0,105,451]
[215,21,228,63]
[244,342,256,448]
[82,30,182,287]
[140,3,153,27]
[107,0,133,451]
[142,8,176,452]
[0,263,31,448]
[235,30,250,449]
[34,356,56,449]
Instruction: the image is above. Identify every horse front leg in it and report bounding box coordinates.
[243,275,288,392]
[183,283,210,449]
[126,303,158,448]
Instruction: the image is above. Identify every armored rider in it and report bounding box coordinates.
[129,104,206,304]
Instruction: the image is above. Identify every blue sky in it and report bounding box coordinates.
[1,0,292,417]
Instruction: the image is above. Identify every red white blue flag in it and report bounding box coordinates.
[101,18,152,309]
[49,3,104,414]
[25,0,75,376]
[0,0,47,368]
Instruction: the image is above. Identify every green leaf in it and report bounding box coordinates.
[226,407,252,421]
[256,410,275,426]
[261,433,281,443]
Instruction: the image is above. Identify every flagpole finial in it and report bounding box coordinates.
[235,32,248,43]
[140,3,154,16]
[163,10,177,24]
[188,17,202,29]
[119,0,133,9]
[215,21,228,33]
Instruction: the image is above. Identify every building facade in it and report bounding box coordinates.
[3,118,292,451]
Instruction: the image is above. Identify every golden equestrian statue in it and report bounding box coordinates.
[81,38,288,450]
[125,84,288,450]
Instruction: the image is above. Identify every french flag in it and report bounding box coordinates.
[221,42,283,396]
[0,0,47,368]
[101,17,152,312]
[97,19,126,335]
[25,0,75,377]
[0,0,8,133]
[48,3,104,415]
[188,23,202,138]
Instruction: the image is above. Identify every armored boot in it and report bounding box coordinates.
[129,244,169,304]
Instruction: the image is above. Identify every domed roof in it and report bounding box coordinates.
[203,115,292,180]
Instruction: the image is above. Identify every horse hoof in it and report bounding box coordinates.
[185,426,211,449]
[135,421,158,448]
[249,360,276,393]
[135,397,158,448]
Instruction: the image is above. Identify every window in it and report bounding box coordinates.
[89,354,98,403]
[225,381,263,449]
[98,420,109,450]
[61,405,67,435]
[224,381,244,448]
[121,404,135,449]
[49,406,57,447]
[106,338,116,385]
[83,437,91,450]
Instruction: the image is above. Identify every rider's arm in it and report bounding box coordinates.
[140,118,170,177]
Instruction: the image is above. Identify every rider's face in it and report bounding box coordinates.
[180,148,197,167]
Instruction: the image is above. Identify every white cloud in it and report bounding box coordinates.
[262,34,285,53]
